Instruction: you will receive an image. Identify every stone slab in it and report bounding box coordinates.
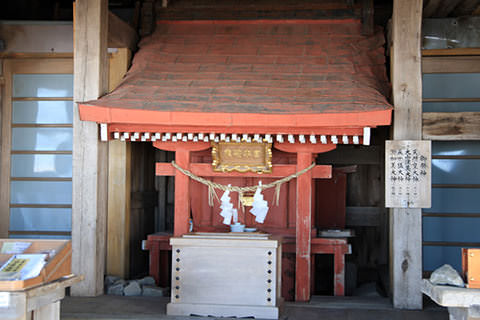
[422,279,480,308]
[167,302,280,319]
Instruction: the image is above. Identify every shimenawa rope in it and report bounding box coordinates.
[171,160,316,207]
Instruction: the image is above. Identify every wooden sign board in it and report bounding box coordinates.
[385,140,431,208]
[211,142,272,173]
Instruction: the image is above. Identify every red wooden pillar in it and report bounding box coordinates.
[174,149,191,236]
[333,246,345,296]
[295,151,314,301]
[148,240,160,284]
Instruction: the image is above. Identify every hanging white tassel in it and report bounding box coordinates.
[219,185,234,225]
[249,181,269,224]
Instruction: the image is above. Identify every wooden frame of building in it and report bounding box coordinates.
[390,0,424,309]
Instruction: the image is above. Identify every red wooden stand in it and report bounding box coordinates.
[145,232,172,287]
[152,141,340,301]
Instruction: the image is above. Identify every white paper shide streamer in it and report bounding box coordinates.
[219,185,236,225]
[249,181,269,223]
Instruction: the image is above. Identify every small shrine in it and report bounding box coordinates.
[79,19,392,303]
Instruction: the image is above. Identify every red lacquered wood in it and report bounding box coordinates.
[148,240,160,285]
[295,152,314,301]
[283,236,349,297]
[273,143,336,154]
[174,150,191,236]
[316,169,347,229]
[334,246,346,296]
[109,124,366,137]
[153,141,210,152]
[156,163,332,179]
[288,179,297,229]
[145,233,172,286]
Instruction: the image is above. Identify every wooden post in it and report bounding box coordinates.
[105,48,132,278]
[174,150,191,236]
[72,0,109,296]
[390,0,423,309]
[0,61,13,238]
[106,141,131,278]
[295,152,313,301]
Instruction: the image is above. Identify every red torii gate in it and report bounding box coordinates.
[153,140,334,300]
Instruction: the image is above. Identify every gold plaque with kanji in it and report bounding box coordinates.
[211,142,272,173]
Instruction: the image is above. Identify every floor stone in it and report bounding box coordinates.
[61,295,449,320]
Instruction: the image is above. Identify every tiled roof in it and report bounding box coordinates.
[79,19,392,131]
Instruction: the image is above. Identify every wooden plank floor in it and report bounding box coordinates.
[61,295,448,320]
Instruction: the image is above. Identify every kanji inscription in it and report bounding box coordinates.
[211,142,272,173]
[385,140,431,208]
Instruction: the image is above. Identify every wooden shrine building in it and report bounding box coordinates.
[78,18,392,301]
